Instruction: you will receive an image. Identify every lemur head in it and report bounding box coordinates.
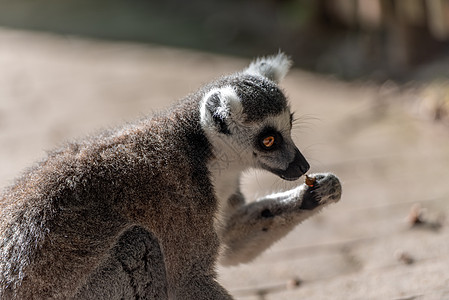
[200,53,309,181]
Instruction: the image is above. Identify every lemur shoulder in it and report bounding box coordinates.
[0,53,342,299]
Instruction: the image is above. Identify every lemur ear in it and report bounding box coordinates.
[200,86,243,135]
[245,52,292,83]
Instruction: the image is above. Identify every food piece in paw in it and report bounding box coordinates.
[305,175,316,187]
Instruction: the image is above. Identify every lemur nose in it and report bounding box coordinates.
[295,149,310,174]
[278,148,310,181]
[298,155,310,174]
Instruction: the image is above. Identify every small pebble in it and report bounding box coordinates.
[395,250,414,265]
[286,277,302,289]
[408,204,424,226]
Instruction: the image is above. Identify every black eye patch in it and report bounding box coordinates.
[256,127,283,151]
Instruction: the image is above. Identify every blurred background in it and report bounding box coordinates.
[1,0,449,299]
[3,0,449,80]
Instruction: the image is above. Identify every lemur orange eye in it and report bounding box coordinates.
[262,136,275,148]
[258,129,282,151]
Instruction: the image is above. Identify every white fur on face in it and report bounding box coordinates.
[252,109,296,171]
[258,109,292,136]
[203,104,295,176]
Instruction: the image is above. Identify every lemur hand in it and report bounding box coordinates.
[299,173,342,210]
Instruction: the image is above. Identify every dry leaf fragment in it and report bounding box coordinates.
[305,175,316,187]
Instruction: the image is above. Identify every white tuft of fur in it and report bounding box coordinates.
[245,52,292,83]
[200,86,244,132]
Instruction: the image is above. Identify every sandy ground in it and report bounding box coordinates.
[1,27,449,299]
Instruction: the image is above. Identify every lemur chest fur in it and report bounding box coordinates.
[212,169,240,207]
[208,159,243,234]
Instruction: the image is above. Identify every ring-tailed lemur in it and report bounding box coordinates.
[0,53,341,299]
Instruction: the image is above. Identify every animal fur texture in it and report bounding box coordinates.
[0,53,342,299]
